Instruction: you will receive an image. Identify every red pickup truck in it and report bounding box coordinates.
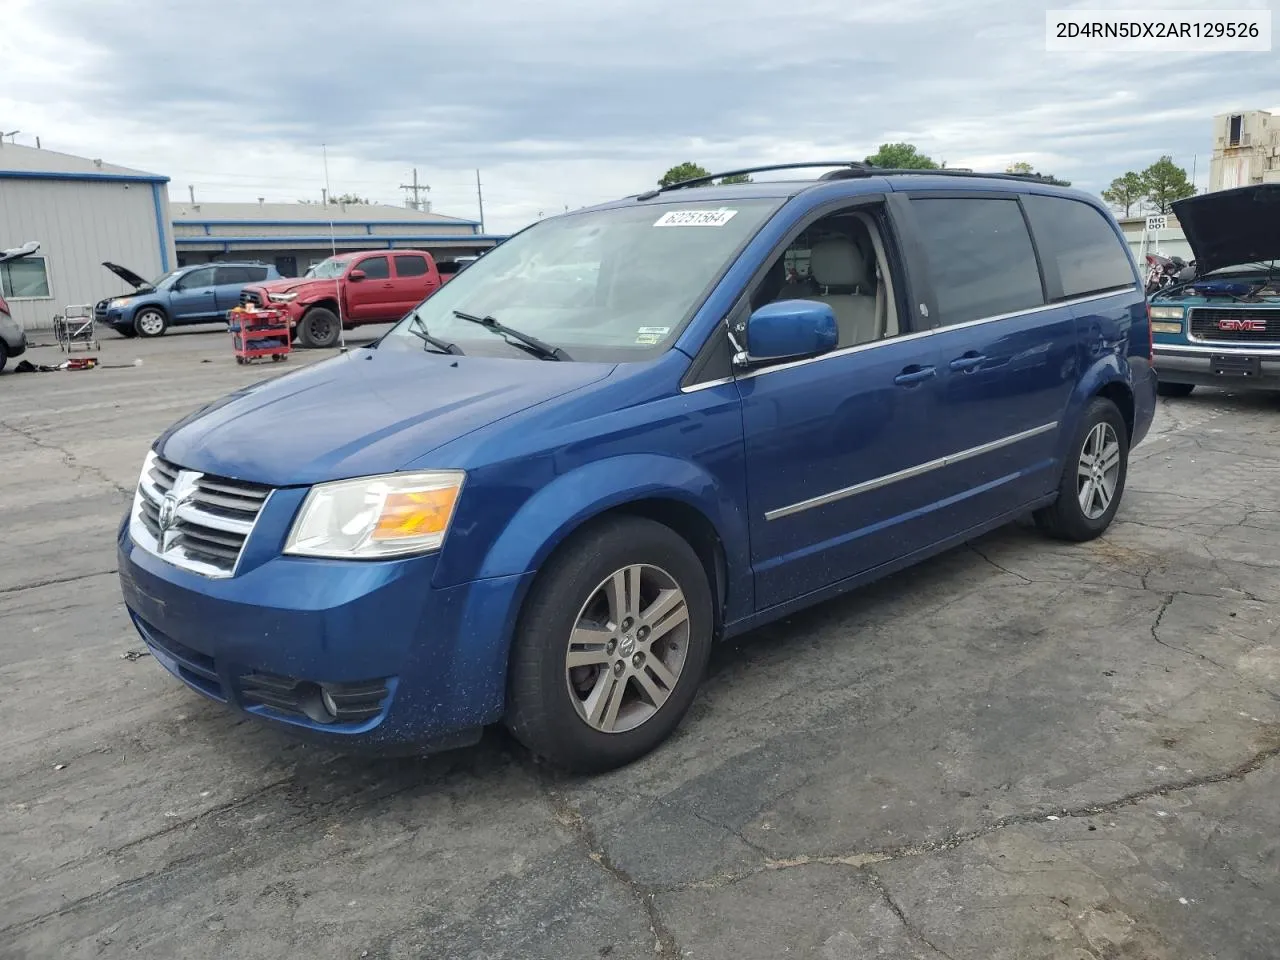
[238,249,458,348]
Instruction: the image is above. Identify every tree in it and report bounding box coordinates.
[718,172,754,184]
[331,192,370,205]
[1005,161,1072,186]
[1141,156,1195,213]
[1102,172,1146,217]
[864,143,939,170]
[659,162,710,187]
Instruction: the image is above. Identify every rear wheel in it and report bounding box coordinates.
[297,307,340,348]
[133,308,168,338]
[0,340,8,373]
[505,516,714,773]
[1157,381,1195,398]
[1035,397,1129,542]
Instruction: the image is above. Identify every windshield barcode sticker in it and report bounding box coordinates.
[653,209,738,227]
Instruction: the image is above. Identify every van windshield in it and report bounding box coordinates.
[383,198,782,361]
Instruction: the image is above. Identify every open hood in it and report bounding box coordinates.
[102,261,152,290]
[0,241,40,264]
[1172,184,1280,275]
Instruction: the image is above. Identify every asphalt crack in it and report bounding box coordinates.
[669,741,1280,893]
[865,870,957,960]
[967,543,1032,583]
[0,568,118,596]
[0,420,132,498]
[1149,592,1232,670]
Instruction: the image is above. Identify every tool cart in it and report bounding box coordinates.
[52,304,101,352]
[227,305,290,365]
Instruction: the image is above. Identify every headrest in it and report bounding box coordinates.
[809,238,870,288]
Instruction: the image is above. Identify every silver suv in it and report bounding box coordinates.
[0,242,36,372]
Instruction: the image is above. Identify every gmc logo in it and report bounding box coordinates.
[1218,318,1267,332]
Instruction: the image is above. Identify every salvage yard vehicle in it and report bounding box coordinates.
[118,162,1156,772]
[1149,184,1280,396]
[238,249,449,348]
[0,241,39,372]
[95,261,281,338]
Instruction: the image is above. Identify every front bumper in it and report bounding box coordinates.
[117,519,533,752]
[1155,343,1280,390]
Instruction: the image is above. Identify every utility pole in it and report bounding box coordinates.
[399,167,429,210]
[188,184,195,203]
[476,169,485,233]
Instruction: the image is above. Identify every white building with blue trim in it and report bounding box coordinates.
[171,200,502,279]
[0,142,174,332]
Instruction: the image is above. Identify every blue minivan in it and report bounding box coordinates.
[95,261,281,338]
[117,163,1156,772]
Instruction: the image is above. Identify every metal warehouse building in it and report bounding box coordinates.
[0,142,174,332]
[171,202,504,278]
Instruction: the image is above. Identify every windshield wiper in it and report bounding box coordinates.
[452,310,571,361]
[408,314,464,355]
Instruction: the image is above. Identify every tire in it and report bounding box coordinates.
[133,308,168,338]
[1157,381,1195,398]
[505,516,714,773]
[114,326,138,339]
[0,340,8,373]
[1035,396,1129,542]
[297,307,340,348]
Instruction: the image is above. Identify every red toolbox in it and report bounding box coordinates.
[228,305,290,365]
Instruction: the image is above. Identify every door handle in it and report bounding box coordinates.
[893,364,937,386]
[949,352,987,373]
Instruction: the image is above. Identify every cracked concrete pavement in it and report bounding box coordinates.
[2,328,1278,959]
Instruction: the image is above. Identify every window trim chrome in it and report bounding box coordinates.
[764,421,1059,522]
[681,286,1139,392]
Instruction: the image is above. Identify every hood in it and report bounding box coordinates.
[250,276,340,298]
[1172,184,1280,275]
[102,261,152,290]
[156,345,615,486]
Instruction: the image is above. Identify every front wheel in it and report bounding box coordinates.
[1157,381,1195,398]
[505,516,714,773]
[133,308,167,338]
[1035,396,1129,542]
[297,307,340,348]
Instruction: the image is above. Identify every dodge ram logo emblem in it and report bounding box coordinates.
[158,493,178,531]
[1218,318,1266,332]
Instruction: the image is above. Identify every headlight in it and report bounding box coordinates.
[109,298,133,309]
[1149,306,1184,320]
[1151,321,1184,334]
[268,292,298,303]
[284,470,465,559]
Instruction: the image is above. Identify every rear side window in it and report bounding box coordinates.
[910,198,1044,326]
[247,267,269,281]
[1023,195,1136,298]
[395,255,429,277]
[359,256,390,279]
[215,266,251,285]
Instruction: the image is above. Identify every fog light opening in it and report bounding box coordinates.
[320,686,340,719]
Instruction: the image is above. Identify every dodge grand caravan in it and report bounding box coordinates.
[118,163,1157,772]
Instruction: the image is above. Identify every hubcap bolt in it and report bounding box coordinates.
[606,639,617,654]
[632,653,644,668]
[613,661,625,676]
[637,625,650,641]
[622,617,634,632]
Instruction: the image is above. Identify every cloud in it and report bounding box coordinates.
[1,0,1277,229]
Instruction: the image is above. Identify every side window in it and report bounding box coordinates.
[0,256,51,298]
[358,256,390,279]
[214,266,251,285]
[394,255,429,278]
[181,267,215,289]
[910,198,1044,327]
[1022,195,1137,298]
[748,206,900,349]
[247,267,269,282]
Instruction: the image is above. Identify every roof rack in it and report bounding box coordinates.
[636,162,1063,199]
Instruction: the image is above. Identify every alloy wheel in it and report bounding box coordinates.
[1077,422,1121,520]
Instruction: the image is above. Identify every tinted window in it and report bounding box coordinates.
[1023,195,1136,298]
[215,266,251,285]
[911,198,1044,326]
[248,267,269,281]
[395,255,429,277]
[181,267,215,288]
[358,256,390,279]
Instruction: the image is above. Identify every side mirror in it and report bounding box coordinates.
[735,299,838,366]
[348,269,367,282]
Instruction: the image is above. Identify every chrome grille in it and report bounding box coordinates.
[130,451,272,578]
[1188,307,1280,345]
[239,289,264,307]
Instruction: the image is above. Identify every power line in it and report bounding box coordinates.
[399,167,430,209]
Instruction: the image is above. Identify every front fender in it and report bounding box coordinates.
[468,453,753,617]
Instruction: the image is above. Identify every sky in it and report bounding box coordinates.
[1,0,1278,234]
